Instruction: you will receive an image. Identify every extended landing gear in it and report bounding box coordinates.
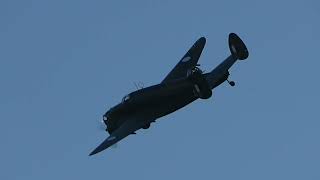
[227,79,235,87]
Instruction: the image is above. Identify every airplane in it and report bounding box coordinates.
[89,33,249,156]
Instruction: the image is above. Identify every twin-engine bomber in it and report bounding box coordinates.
[90,33,249,156]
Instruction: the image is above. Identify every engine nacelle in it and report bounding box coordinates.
[188,67,212,99]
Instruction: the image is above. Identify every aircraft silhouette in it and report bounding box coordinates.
[90,33,249,156]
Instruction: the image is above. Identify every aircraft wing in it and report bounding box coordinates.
[161,37,206,83]
[89,117,145,156]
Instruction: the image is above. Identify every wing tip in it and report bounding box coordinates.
[89,136,118,156]
[199,36,206,42]
[196,37,206,46]
[89,150,98,156]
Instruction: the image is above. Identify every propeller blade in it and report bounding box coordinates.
[97,120,107,131]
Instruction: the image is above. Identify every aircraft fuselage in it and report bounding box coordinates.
[104,76,199,134]
[89,33,250,156]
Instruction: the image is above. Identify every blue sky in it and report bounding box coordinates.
[1,0,319,179]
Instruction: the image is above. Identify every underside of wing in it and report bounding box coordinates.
[162,37,206,83]
[89,118,145,156]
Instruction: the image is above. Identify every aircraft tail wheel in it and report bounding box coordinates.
[227,80,235,87]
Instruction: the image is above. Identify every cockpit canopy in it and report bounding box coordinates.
[103,110,110,121]
[122,94,130,103]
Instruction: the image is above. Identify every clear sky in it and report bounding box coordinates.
[1,0,319,179]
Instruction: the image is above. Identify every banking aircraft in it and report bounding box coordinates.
[90,33,249,156]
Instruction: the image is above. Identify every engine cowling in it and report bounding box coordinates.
[188,67,212,99]
[142,123,150,129]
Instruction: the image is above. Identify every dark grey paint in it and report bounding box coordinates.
[89,33,249,156]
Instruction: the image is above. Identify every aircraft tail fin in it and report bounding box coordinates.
[210,33,249,74]
[204,33,249,89]
[228,33,249,60]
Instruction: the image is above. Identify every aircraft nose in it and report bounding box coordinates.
[103,110,111,122]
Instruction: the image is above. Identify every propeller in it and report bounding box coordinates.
[97,120,107,131]
[97,119,118,149]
